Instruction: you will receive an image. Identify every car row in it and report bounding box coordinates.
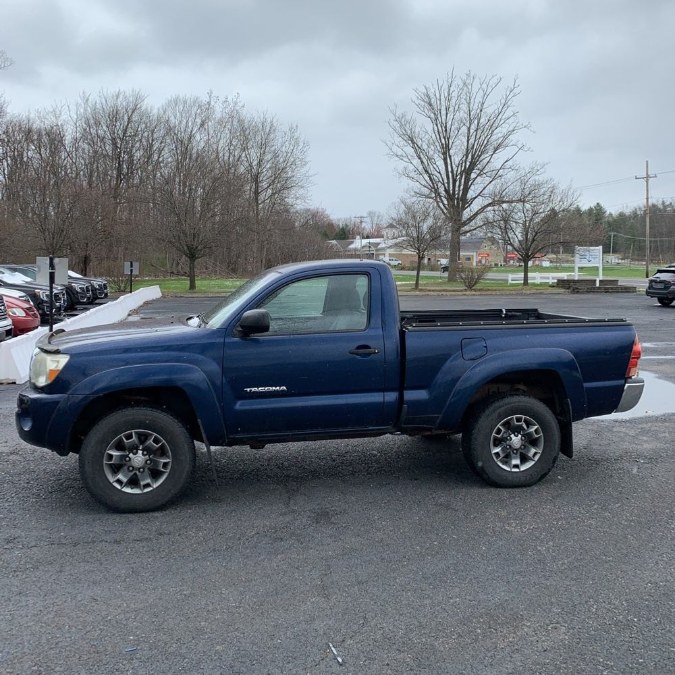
[0,268,67,322]
[0,263,109,336]
[1,264,108,310]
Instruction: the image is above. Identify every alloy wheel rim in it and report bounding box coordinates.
[490,414,544,472]
[102,429,172,493]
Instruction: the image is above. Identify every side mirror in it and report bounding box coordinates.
[237,309,270,337]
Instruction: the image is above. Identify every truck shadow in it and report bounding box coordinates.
[183,434,479,503]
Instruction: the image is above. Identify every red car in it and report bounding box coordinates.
[1,291,40,336]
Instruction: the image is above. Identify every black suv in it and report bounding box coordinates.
[2,264,93,310]
[68,271,109,301]
[646,268,675,306]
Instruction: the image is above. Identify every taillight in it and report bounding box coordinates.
[626,337,642,378]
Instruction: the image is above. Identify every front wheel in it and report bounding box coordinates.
[79,407,195,512]
[657,297,673,306]
[462,395,560,487]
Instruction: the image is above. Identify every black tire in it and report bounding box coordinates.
[462,395,560,487]
[79,407,195,512]
[657,297,673,306]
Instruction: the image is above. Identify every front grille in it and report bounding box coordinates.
[0,296,7,320]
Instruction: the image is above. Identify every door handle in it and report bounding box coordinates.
[349,346,380,356]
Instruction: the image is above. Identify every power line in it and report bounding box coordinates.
[579,167,675,191]
[579,177,635,190]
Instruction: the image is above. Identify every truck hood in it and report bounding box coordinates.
[38,320,195,353]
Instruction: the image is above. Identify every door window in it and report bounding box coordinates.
[259,274,369,335]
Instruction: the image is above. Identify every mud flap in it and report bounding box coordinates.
[559,400,574,458]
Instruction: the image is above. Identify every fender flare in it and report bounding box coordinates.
[63,363,226,445]
[435,347,586,431]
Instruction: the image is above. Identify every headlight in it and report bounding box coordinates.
[75,283,86,291]
[8,307,27,317]
[29,349,70,388]
[39,290,49,300]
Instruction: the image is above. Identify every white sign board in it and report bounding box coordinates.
[575,247,602,266]
[124,261,140,275]
[574,246,603,280]
[36,257,69,285]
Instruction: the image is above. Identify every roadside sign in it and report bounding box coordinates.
[36,257,68,285]
[124,261,140,293]
[574,246,603,281]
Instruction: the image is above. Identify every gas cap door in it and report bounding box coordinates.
[461,337,487,361]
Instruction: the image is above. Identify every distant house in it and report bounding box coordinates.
[457,237,504,266]
[326,234,504,267]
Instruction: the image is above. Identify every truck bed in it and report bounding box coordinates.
[400,308,628,329]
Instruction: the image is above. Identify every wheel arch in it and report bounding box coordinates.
[63,363,227,454]
[435,348,586,433]
[69,386,204,453]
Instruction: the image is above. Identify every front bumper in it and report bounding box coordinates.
[16,389,72,455]
[0,319,13,341]
[614,377,644,413]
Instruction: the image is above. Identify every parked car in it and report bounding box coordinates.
[646,267,675,306]
[1,264,93,310]
[0,295,13,341]
[68,270,109,301]
[0,289,40,336]
[0,268,67,322]
[379,257,402,267]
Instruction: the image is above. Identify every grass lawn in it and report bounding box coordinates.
[122,263,651,296]
[129,277,246,294]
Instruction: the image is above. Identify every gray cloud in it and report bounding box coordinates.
[2,0,675,216]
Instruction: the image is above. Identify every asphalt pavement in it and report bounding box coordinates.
[1,291,673,674]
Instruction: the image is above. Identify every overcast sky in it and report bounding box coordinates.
[2,0,675,221]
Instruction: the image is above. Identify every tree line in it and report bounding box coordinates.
[0,90,329,288]
[1,61,671,288]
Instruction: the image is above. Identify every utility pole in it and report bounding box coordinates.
[353,215,366,259]
[636,160,657,278]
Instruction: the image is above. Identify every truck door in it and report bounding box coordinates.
[222,272,389,438]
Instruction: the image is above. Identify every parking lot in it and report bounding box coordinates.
[1,292,673,674]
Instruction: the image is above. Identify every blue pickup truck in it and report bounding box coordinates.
[17,260,644,512]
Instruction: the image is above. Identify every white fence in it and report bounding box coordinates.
[507,272,571,284]
[0,286,161,384]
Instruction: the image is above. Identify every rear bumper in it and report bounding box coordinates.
[645,288,675,299]
[614,378,644,413]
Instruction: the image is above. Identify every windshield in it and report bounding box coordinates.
[201,270,282,327]
[0,268,34,283]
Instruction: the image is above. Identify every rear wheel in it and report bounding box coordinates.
[462,395,560,487]
[79,407,195,512]
[657,297,673,306]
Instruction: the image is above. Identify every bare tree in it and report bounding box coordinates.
[155,94,244,289]
[386,70,530,280]
[391,196,444,288]
[365,210,385,237]
[0,112,80,255]
[488,168,578,285]
[239,112,311,271]
[73,90,160,274]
